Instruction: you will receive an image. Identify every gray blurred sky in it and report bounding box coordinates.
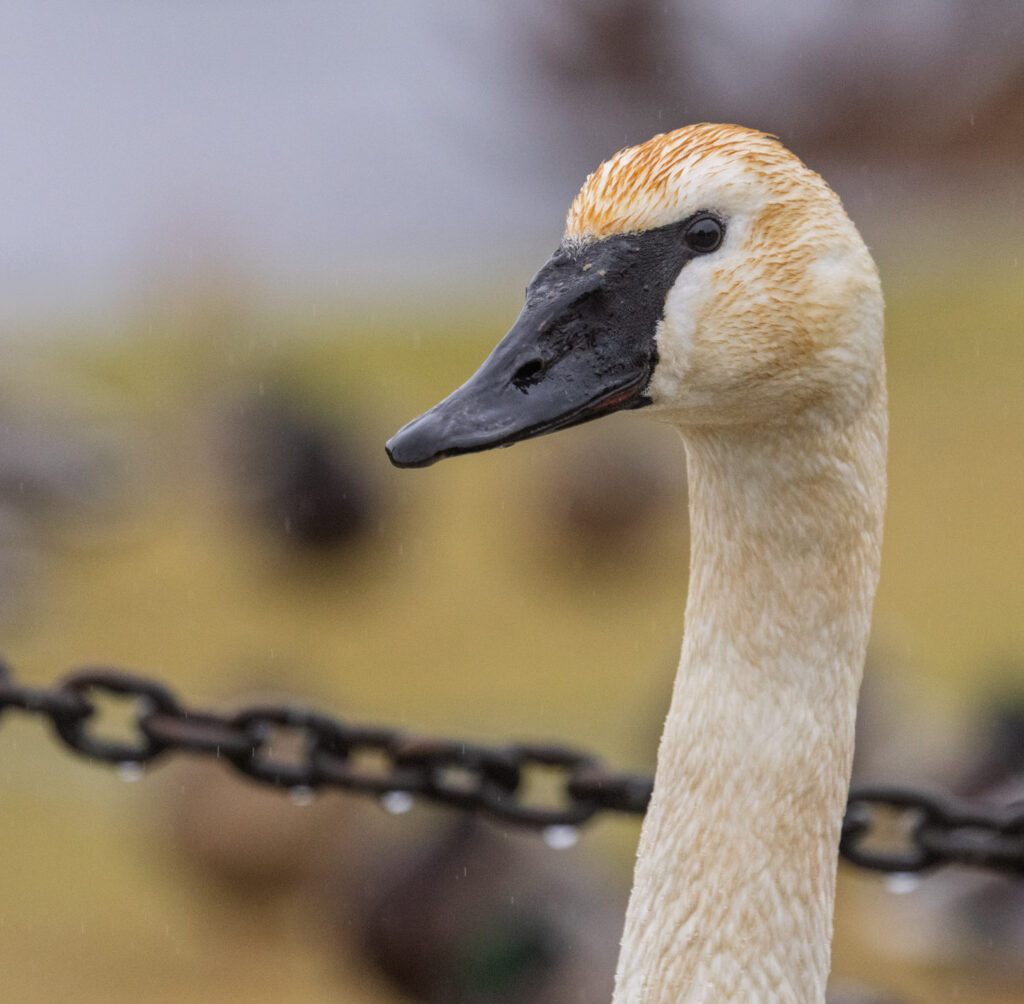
[2,3,548,324]
[2,2,1021,328]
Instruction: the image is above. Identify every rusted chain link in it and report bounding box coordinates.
[0,661,1021,876]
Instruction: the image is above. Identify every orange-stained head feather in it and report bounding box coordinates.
[565,123,818,242]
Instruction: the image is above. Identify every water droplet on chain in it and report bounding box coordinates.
[380,790,414,815]
[884,872,921,894]
[289,785,315,806]
[117,762,144,783]
[542,824,579,850]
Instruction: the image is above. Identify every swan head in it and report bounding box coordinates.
[386,123,882,467]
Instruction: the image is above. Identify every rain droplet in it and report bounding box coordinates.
[884,872,921,895]
[290,785,315,806]
[542,824,579,850]
[380,790,414,815]
[117,762,144,783]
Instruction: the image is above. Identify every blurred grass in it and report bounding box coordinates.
[881,260,1024,697]
[0,252,1020,1001]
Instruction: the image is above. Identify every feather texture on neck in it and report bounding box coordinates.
[614,368,887,1003]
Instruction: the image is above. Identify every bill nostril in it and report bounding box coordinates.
[512,358,545,392]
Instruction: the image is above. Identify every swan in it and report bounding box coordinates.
[386,123,886,1003]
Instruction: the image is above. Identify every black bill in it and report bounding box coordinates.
[386,217,701,468]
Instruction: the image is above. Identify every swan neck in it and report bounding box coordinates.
[613,378,887,1003]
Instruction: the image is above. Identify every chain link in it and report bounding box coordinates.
[0,661,1022,876]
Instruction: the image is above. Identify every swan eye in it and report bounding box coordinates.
[683,215,724,254]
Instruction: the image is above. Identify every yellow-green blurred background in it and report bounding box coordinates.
[1,4,1022,1002]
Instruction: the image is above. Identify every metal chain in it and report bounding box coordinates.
[1,661,1022,876]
